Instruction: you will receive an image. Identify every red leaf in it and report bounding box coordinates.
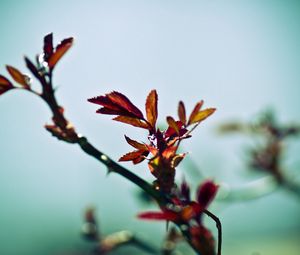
[108,91,144,119]
[166,116,179,134]
[165,120,186,139]
[162,146,177,160]
[124,135,148,150]
[48,37,73,69]
[0,75,13,87]
[88,95,120,110]
[137,211,178,221]
[196,180,218,209]
[178,101,186,125]
[146,145,158,156]
[119,150,145,162]
[188,100,203,125]
[43,33,53,61]
[145,90,158,129]
[96,108,124,115]
[189,108,216,125]
[113,116,149,129]
[132,152,148,164]
[6,65,30,88]
[0,75,13,95]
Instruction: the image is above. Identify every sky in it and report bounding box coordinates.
[0,0,300,254]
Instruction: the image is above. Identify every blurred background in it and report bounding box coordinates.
[0,0,299,254]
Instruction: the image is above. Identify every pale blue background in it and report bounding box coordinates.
[0,0,300,254]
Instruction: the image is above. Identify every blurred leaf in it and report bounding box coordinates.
[24,56,41,81]
[196,180,219,209]
[166,116,179,134]
[178,101,186,125]
[6,65,30,88]
[137,211,178,221]
[0,75,14,95]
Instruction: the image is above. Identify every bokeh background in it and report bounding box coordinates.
[0,0,300,254]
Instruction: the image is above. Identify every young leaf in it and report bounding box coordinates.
[132,152,148,164]
[188,100,203,125]
[88,95,123,113]
[119,150,145,162]
[0,75,13,87]
[124,135,148,150]
[166,116,179,134]
[145,90,158,129]
[171,153,186,168]
[24,56,41,81]
[178,101,186,125]
[6,65,30,88]
[43,33,53,61]
[108,91,144,119]
[0,75,13,95]
[48,37,73,69]
[113,116,149,129]
[189,108,216,125]
[162,146,177,160]
[96,108,124,115]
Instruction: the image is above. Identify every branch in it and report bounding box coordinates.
[1,37,222,255]
[77,136,167,204]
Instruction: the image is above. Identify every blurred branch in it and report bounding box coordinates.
[82,207,158,254]
[216,110,300,201]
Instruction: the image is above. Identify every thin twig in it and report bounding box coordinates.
[203,210,222,255]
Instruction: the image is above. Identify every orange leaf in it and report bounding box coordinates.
[189,108,216,125]
[171,153,186,168]
[162,146,177,160]
[48,37,73,69]
[6,65,29,88]
[0,75,13,87]
[124,135,148,150]
[166,116,179,134]
[146,145,158,156]
[145,90,158,128]
[188,100,203,125]
[178,101,186,125]
[113,116,149,129]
